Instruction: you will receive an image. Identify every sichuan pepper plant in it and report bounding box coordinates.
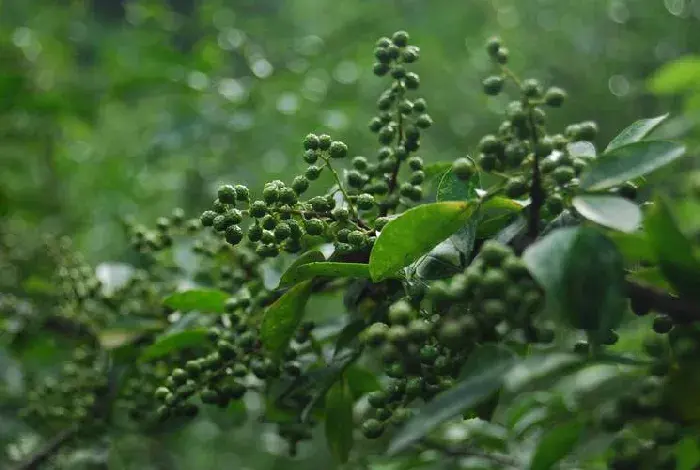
[5,30,700,470]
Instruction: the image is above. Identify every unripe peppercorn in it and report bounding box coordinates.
[505,177,528,199]
[552,166,576,185]
[225,225,243,245]
[391,30,409,47]
[262,185,279,204]
[402,46,419,63]
[318,134,332,151]
[496,47,509,64]
[247,223,263,242]
[357,193,375,210]
[544,87,566,107]
[479,153,498,172]
[452,157,475,180]
[292,175,309,194]
[305,165,322,180]
[234,185,249,201]
[577,121,599,141]
[522,78,542,98]
[373,62,390,76]
[391,65,406,80]
[653,315,673,334]
[250,200,267,218]
[416,114,433,128]
[304,218,325,236]
[217,184,237,204]
[213,215,230,232]
[483,75,504,95]
[408,156,424,171]
[362,419,385,439]
[404,72,420,89]
[364,322,390,347]
[485,36,502,56]
[332,207,349,221]
[409,170,425,185]
[261,215,277,230]
[329,141,348,159]
[200,210,217,227]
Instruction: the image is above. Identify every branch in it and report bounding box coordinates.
[525,107,545,241]
[420,439,522,469]
[625,280,700,324]
[13,425,78,470]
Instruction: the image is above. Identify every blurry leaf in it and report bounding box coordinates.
[676,437,700,470]
[627,267,674,292]
[300,349,361,422]
[523,227,626,337]
[140,329,209,361]
[370,202,475,281]
[451,217,479,256]
[644,196,700,300]
[414,240,462,280]
[530,420,584,470]
[505,353,583,394]
[648,56,700,95]
[99,330,146,350]
[333,319,367,357]
[345,365,381,398]
[388,345,516,455]
[572,194,641,233]
[607,231,655,263]
[580,141,686,191]
[22,276,57,295]
[163,289,229,314]
[605,114,669,152]
[567,141,596,159]
[279,250,326,287]
[280,262,370,286]
[436,170,478,202]
[95,262,134,294]
[260,281,314,359]
[325,376,354,464]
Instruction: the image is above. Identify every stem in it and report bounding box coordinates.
[13,425,78,470]
[625,280,700,324]
[323,157,358,219]
[381,84,406,217]
[525,106,545,240]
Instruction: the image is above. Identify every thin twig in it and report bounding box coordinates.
[625,279,700,324]
[13,425,78,470]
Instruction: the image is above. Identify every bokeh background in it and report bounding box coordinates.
[2,0,700,468]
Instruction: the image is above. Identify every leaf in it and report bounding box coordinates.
[580,140,686,191]
[627,267,674,292]
[477,197,527,238]
[333,319,367,357]
[530,420,584,470]
[648,56,700,95]
[523,227,626,337]
[344,365,381,398]
[388,345,516,455]
[567,141,596,159]
[260,281,314,359]
[644,196,700,300]
[325,376,354,463]
[279,250,326,287]
[140,329,209,361]
[436,169,479,202]
[281,262,371,286]
[369,202,475,281]
[423,162,453,181]
[572,194,641,233]
[607,231,655,263]
[162,289,229,314]
[605,114,669,152]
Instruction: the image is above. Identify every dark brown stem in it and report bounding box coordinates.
[13,425,78,470]
[625,280,700,324]
[526,107,545,240]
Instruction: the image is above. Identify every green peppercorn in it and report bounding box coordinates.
[357,193,375,210]
[544,87,566,107]
[218,185,237,204]
[404,72,420,89]
[329,141,348,159]
[200,210,217,227]
[483,75,504,95]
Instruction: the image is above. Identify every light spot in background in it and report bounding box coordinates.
[295,35,324,56]
[537,9,560,31]
[36,70,55,91]
[229,111,255,131]
[250,58,273,79]
[608,0,630,24]
[187,71,209,91]
[497,5,520,29]
[212,9,236,30]
[262,149,288,174]
[664,0,686,16]
[450,113,475,137]
[608,74,630,96]
[323,110,349,130]
[302,69,329,102]
[218,28,246,50]
[218,78,247,102]
[287,57,310,74]
[276,92,299,115]
[125,4,147,25]
[12,27,42,61]
[262,431,286,454]
[333,61,359,84]
[69,22,87,42]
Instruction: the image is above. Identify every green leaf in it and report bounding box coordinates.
[605,114,669,152]
[369,202,475,281]
[580,140,686,191]
[423,162,453,181]
[260,280,314,359]
[344,365,381,398]
[572,194,641,233]
[325,376,354,463]
[648,56,700,95]
[279,250,326,287]
[477,197,527,238]
[627,267,674,292]
[388,345,516,455]
[140,329,209,361]
[436,169,478,202]
[280,262,370,286]
[523,227,626,337]
[607,231,655,263]
[644,196,700,300]
[162,289,230,314]
[530,420,584,470]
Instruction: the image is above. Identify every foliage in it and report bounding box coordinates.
[3,3,700,470]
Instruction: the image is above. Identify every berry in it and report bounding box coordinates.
[250,200,267,218]
[292,175,309,194]
[362,419,385,439]
[329,141,348,159]
[200,210,217,227]
[505,177,528,199]
[653,315,673,334]
[452,157,475,180]
[522,78,542,98]
[483,75,504,96]
[225,225,243,245]
[544,87,566,107]
[391,30,409,47]
[416,114,433,128]
[404,72,420,89]
[357,193,375,210]
[408,156,424,171]
[373,62,390,76]
[217,184,237,204]
[305,165,322,180]
[486,36,502,56]
[303,149,319,164]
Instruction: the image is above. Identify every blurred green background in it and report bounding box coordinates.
[2,0,700,468]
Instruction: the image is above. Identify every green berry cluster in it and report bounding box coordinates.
[369,30,430,213]
[126,207,201,254]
